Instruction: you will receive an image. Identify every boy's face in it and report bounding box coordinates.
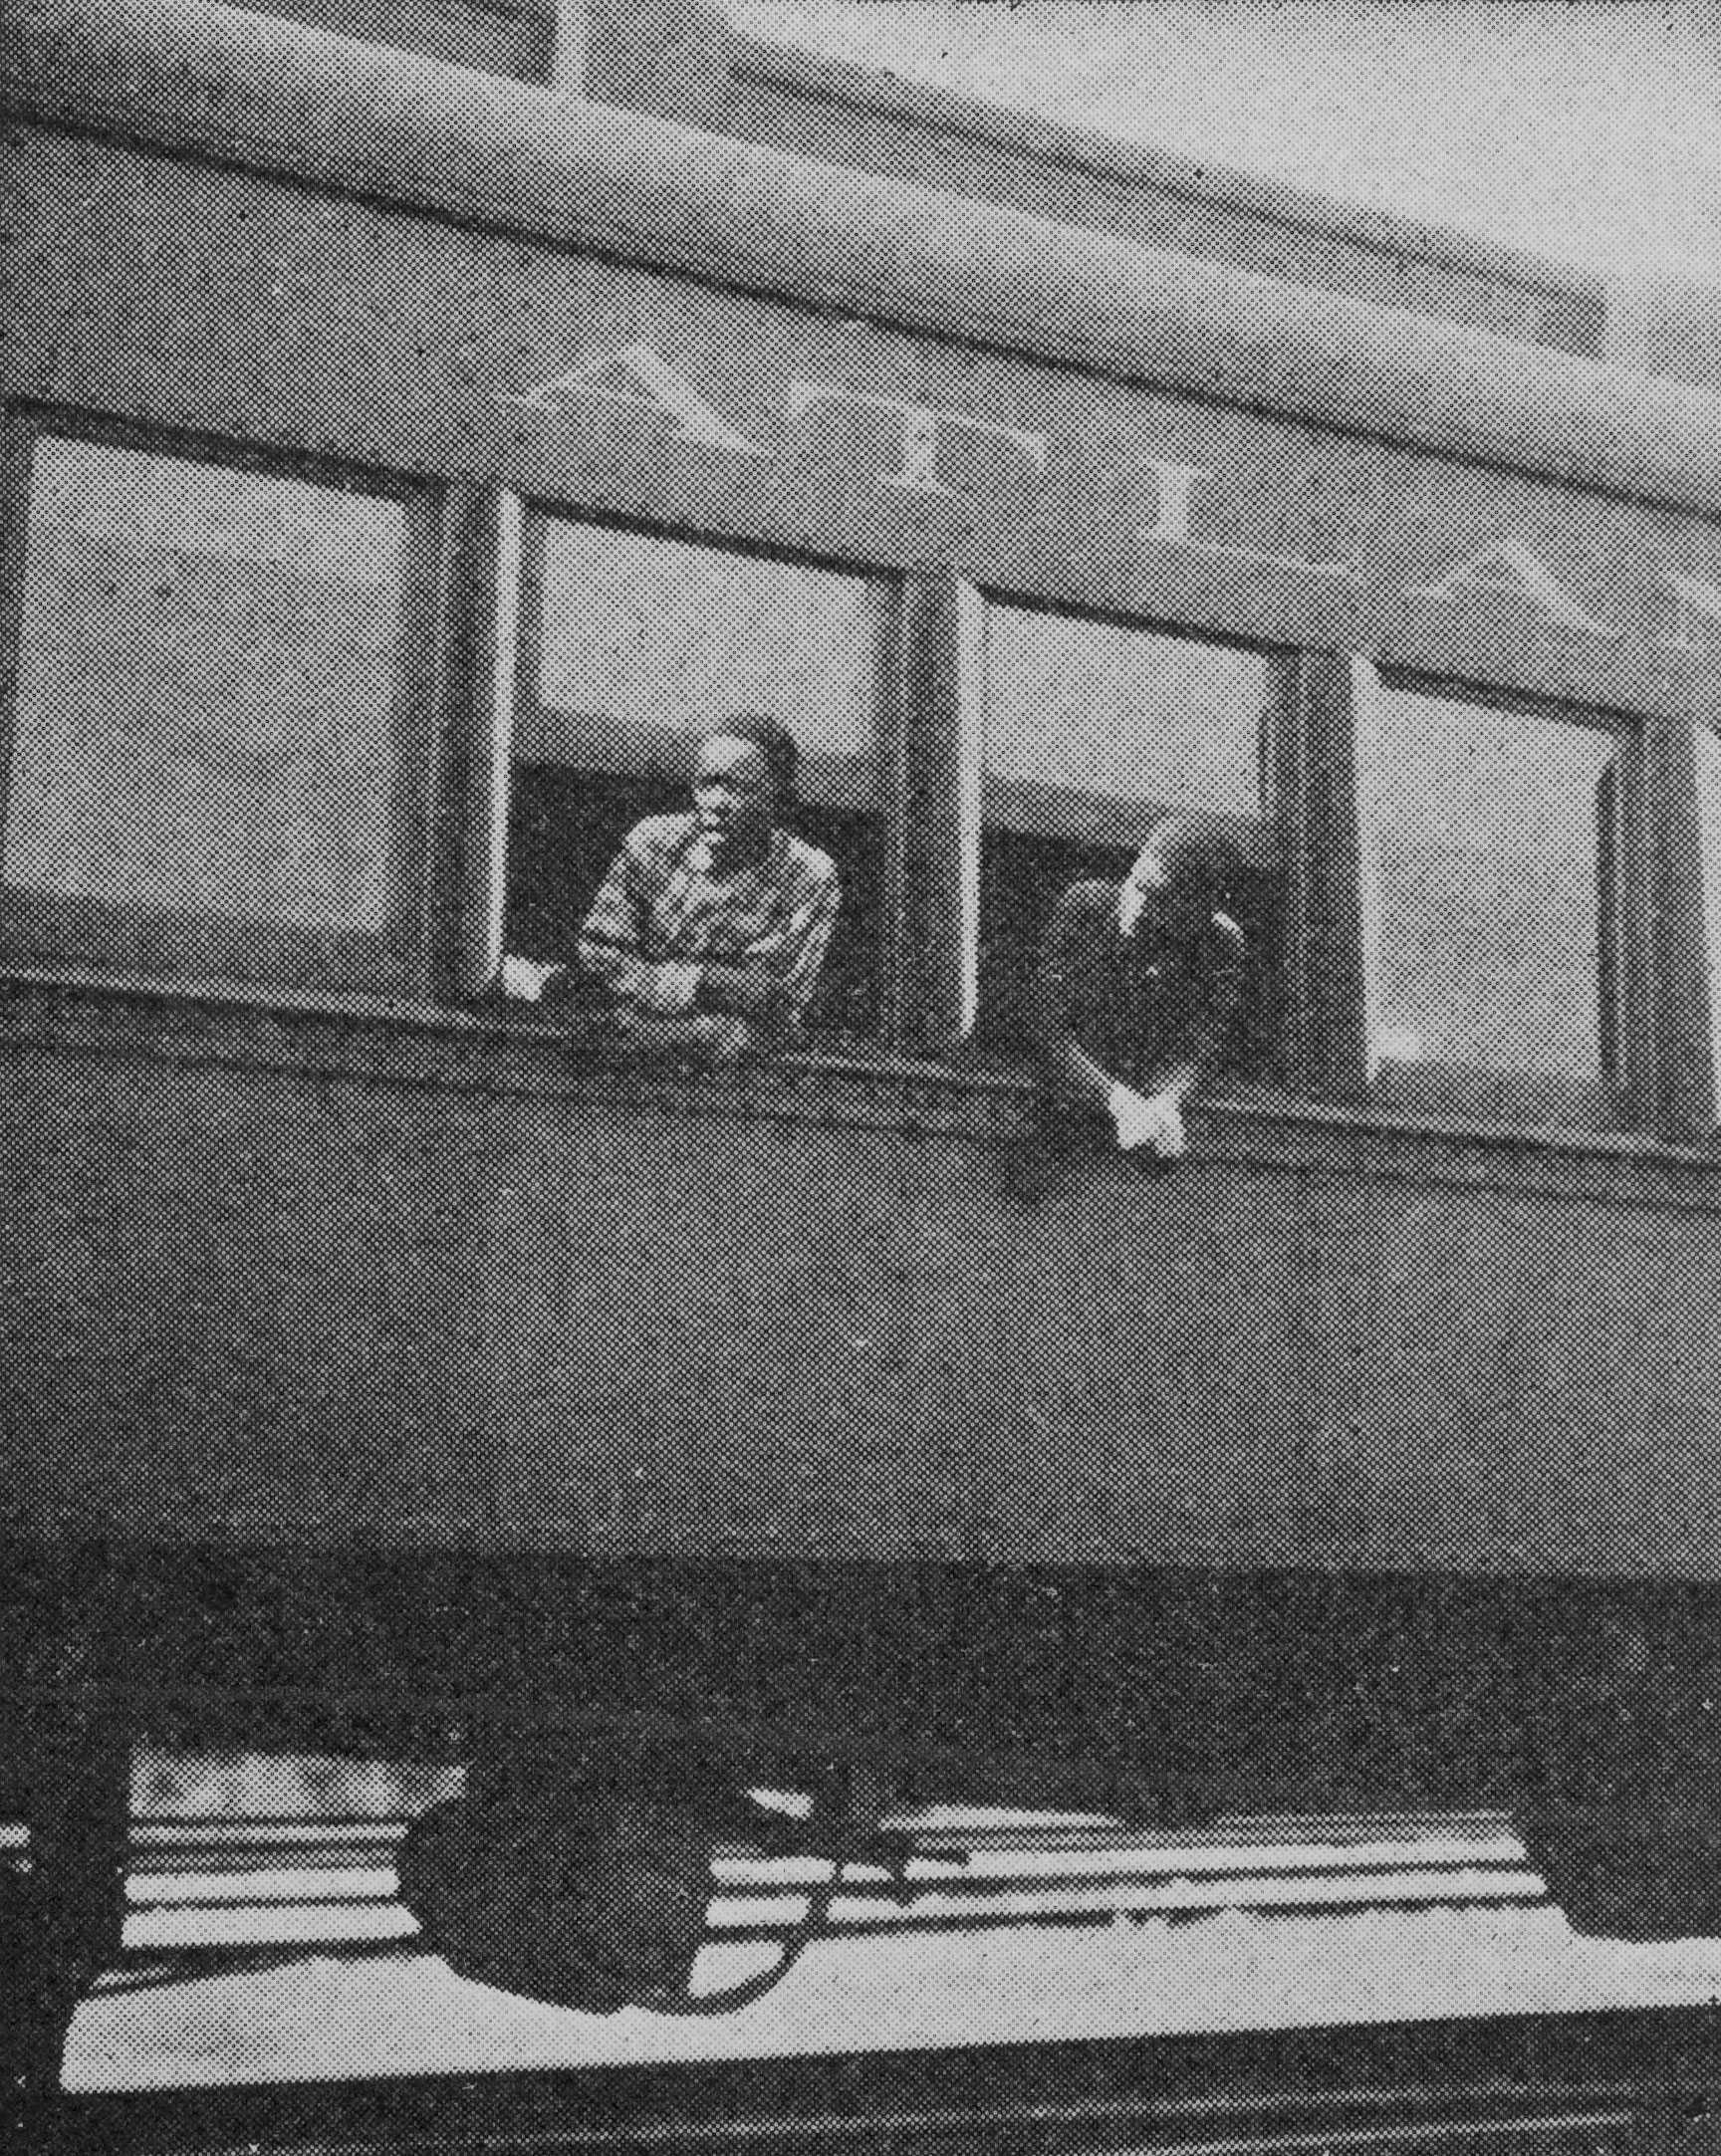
[693,735,776,867]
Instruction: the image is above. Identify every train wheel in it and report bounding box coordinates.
[1515,1589,1721,1941]
[1522,1805,1721,1941]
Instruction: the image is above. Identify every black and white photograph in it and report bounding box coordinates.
[5,1,1721,2148]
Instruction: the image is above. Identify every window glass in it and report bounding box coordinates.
[509,520,888,1040]
[525,522,876,779]
[5,436,413,990]
[978,603,1273,1051]
[983,603,1267,836]
[1365,683,1616,1118]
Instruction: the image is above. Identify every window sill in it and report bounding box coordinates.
[1193,1078,1721,1216]
[0,965,1717,1216]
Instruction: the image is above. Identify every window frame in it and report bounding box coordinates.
[1662,652,1721,1140]
[496,502,904,1045]
[458,528,1302,1078]
[473,509,1718,1153]
[5,413,1715,1158]
[901,577,1289,1065]
[0,405,440,1001]
[1332,658,1717,1142]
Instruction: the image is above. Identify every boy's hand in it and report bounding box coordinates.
[631,962,700,1017]
[1107,1081,1185,1161]
[1142,1089,1186,1160]
[501,956,564,1004]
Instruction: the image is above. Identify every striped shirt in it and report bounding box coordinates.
[577,813,840,1030]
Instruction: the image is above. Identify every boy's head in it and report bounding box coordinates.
[699,715,799,802]
[692,715,798,868]
[1116,810,1243,939]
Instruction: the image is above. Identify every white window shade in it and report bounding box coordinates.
[522,519,885,810]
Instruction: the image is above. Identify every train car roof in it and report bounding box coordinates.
[238,0,1606,355]
[5,0,1721,520]
[581,0,1606,356]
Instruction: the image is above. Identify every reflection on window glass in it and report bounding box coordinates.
[983,603,1267,835]
[978,605,1270,1050]
[5,437,409,986]
[1366,685,1615,1095]
[510,521,887,1040]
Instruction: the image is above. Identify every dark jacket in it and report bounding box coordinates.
[1032,878,1248,1114]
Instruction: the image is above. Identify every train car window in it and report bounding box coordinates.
[506,517,890,1044]
[975,600,1277,1059]
[1,432,418,994]
[1363,680,1620,1126]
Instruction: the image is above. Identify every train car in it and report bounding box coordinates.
[9,0,1721,2113]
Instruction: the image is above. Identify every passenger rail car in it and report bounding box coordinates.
[10,0,1721,2080]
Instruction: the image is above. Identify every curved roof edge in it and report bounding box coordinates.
[575,0,1603,353]
[174,0,1609,354]
[4,0,1714,518]
[708,15,1603,322]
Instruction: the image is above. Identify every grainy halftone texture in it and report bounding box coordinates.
[8,0,1721,2140]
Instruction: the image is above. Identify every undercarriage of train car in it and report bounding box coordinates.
[10,1537,1721,2071]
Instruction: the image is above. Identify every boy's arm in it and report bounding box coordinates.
[1030,886,1118,1113]
[577,836,651,1002]
[695,862,841,1028]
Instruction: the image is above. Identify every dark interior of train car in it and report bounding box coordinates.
[505,766,888,1042]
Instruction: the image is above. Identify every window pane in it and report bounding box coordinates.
[1366,685,1615,1102]
[5,437,411,988]
[525,522,877,796]
[983,603,1267,837]
[979,605,1271,1050]
[510,521,886,1039]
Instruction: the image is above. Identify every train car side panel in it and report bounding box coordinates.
[4,1017,1721,1580]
